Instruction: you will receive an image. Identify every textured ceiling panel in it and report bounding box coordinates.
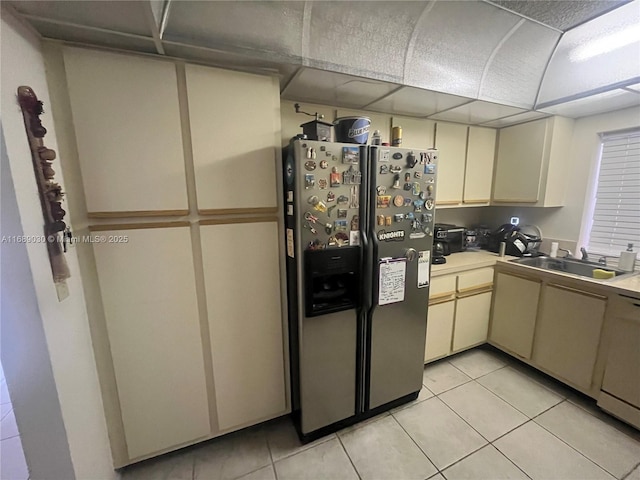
[539,89,640,117]
[489,0,628,31]
[10,0,152,36]
[164,1,305,62]
[163,42,299,85]
[480,110,549,127]
[305,1,427,83]
[429,100,526,124]
[537,0,640,105]
[29,19,158,54]
[404,1,521,98]
[366,86,471,117]
[282,68,398,109]
[479,20,560,108]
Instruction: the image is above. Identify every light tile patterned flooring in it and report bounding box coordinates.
[123,347,640,480]
[0,362,29,480]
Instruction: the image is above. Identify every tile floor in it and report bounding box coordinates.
[0,362,29,480]
[121,346,640,480]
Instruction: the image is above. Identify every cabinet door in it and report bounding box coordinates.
[434,122,468,205]
[425,300,455,362]
[533,285,606,390]
[391,117,435,150]
[453,291,492,352]
[489,272,540,359]
[92,227,210,459]
[493,119,547,203]
[63,48,188,214]
[187,65,280,213]
[464,127,496,205]
[200,220,286,430]
[602,315,640,408]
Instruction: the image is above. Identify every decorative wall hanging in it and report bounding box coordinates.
[17,86,71,283]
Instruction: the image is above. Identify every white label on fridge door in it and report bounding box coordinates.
[286,229,294,258]
[379,258,406,306]
[418,250,430,288]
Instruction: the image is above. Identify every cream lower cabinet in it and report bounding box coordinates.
[453,291,492,352]
[425,267,494,363]
[92,226,210,461]
[489,272,540,359]
[425,300,456,362]
[533,284,607,391]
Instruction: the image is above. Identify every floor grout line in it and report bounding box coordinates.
[389,412,439,475]
[335,432,362,480]
[531,402,633,479]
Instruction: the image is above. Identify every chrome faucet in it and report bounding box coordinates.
[580,247,589,261]
[598,256,608,266]
[558,248,573,259]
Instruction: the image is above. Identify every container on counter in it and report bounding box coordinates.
[392,126,402,146]
[334,116,371,144]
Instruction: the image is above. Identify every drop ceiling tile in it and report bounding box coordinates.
[29,19,158,54]
[481,111,550,128]
[10,0,152,36]
[488,0,628,31]
[164,1,304,61]
[282,68,398,109]
[404,1,521,98]
[624,83,640,93]
[430,100,526,124]
[163,42,298,85]
[539,89,640,118]
[366,87,471,117]
[479,20,560,109]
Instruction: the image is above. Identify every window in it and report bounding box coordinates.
[585,129,640,256]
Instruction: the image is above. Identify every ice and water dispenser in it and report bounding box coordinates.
[304,247,360,317]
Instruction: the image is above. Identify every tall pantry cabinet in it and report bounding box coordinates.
[50,46,287,467]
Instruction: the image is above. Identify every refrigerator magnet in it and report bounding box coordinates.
[305,174,315,189]
[380,150,390,162]
[417,251,430,288]
[377,195,391,208]
[337,209,348,218]
[349,230,360,246]
[393,195,404,207]
[342,146,359,164]
[318,178,328,189]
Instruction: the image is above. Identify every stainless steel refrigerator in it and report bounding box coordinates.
[283,139,438,441]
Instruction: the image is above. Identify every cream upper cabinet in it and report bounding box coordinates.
[492,116,574,206]
[391,116,435,150]
[489,272,540,359]
[187,65,280,213]
[533,284,606,391]
[464,127,496,205]
[434,122,468,205]
[63,48,188,215]
[92,226,210,460]
[200,220,286,431]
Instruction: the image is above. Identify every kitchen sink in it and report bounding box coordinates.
[511,256,631,279]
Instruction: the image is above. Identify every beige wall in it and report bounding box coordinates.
[482,106,640,247]
[0,10,116,479]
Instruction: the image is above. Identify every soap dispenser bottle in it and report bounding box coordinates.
[618,243,637,272]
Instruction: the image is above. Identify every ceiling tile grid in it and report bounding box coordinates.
[365,86,471,117]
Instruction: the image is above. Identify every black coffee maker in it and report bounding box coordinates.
[432,240,450,264]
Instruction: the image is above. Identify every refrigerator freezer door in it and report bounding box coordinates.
[367,146,438,410]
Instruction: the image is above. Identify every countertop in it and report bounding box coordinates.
[430,249,640,297]
[494,257,640,297]
[430,249,517,277]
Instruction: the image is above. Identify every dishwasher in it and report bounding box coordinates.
[597,293,640,429]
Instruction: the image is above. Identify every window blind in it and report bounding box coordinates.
[587,129,640,256]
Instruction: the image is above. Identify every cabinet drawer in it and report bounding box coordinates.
[457,267,494,294]
[429,274,457,301]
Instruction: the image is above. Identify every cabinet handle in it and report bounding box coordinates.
[548,283,607,300]
[429,296,455,306]
[429,291,456,301]
[492,199,539,203]
[457,286,493,298]
[457,282,493,295]
[462,199,490,204]
[499,271,541,283]
[436,200,461,206]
